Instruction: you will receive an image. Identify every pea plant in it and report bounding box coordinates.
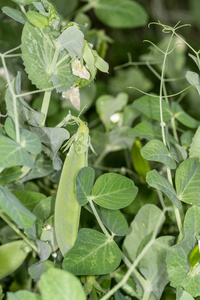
[1,0,200,299]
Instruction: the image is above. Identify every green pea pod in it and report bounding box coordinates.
[26,11,48,28]
[0,240,31,279]
[55,117,89,256]
[189,244,200,266]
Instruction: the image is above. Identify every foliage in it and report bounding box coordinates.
[1,1,200,300]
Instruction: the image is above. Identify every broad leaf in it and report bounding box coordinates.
[92,173,138,209]
[175,158,200,205]
[0,167,22,185]
[167,206,200,297]
[7,291,40,300]
[12,190,46,212]
[129,121,162,141]
[63,228,121,275]
[40,268,86,300]
[98,207,129,236]
[0,135,34,168]
[141,139,176,169]
[132,95,172,121]
[76,166,95,206]
[56,26,84,58]
[172,102,199,128]
[123,204,165,261]
[146,170,182,209]
[21,23,77,91]
[94,0,148,29]
[96,93,128,131]
[0,186,36,229]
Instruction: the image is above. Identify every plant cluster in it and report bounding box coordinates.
[1,1,200,300]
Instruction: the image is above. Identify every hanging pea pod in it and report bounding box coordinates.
[54,116,90,256]
[0,240,31,279]
[189,243,200,267]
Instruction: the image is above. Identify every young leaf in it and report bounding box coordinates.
[26,11,49,28]
[146,170,182,209]
[2,7,26,24]
[132,95,172,121]
[166,206,200,297]
[189,126,200,160]
[92,173,138,209]
[0,186,36,229]
[94,0,148,29]
[56,26,84,58]
[172,102,200,128]
[175,158,200,205]
[76,166,95,206]
[96,93,128,131]
[141,139,176,169]
[40,268,86,300]
[0,240,31,280]
[63,228,121,275]
[0,135,34,168]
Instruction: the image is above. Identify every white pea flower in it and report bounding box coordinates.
[71,58,90,80]
[62,85,80,110]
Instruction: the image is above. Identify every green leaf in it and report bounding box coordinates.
[146,170,182,209]
[94,0,148,29]
[12,190,46,212]
[0,167,22,185]
[175,158,200,205]
[63,228,121,275]
[141,139,176,169]
[76,166,95,206]
[93,50,109,73]
[0,241,31,280]
[172,102,200,128]
[21,23,76,91]
[186,71,200,95]
[0,186,36,229]
[177,290,194,300]
[2,7,26,24]
[56,26,84,58]
[166,206,200,297]
[131,138,151,180]
[98,207,129,236]
[0,135,34,168]
[189,126,200,160]
[123,204,165,262]
[7,291,41,300]
[11,0,37,5]
[26,11,48,28]
[129,121,162,141]
[92,173,138,209]
[40,268,86,300]
[96,93,128,131]
[132,95,172,121]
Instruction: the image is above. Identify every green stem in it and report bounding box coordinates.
[40,91,52,126]
[89,198,110,238]
[171,117,179,142]
[4,45,21,55]
[0,54,20,143]
[0,211,39,254]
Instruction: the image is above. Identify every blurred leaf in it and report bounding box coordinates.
[177,289,194,300]
[96,93,128,131]
[40,268,86,300]
[129,121,162,141]
[63,228,121,275]
[141,139,176,169]
[146,170,182,209]
[12,0,37,4]
[7,290,40,300]
[132,95,172,122]
[50,0,78,17]
[189,126,200,160]
[132,138,150,180]
[172,102,200,128]
[0,167,22,185]
[2,6,26,24]
[0,240,31,280]
[92,173,138,209]
[12,190,46,212]
[112,266,137,297]
[186,71,200,95]
[94,0,148,28]
[175,158,200,205]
